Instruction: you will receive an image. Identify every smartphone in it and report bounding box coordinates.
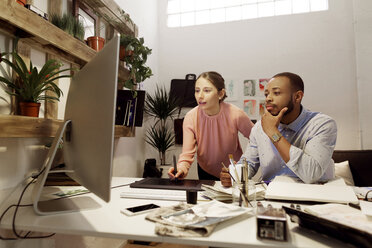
[121,203,160,216]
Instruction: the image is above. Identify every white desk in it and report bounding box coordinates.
[0,177,348,247]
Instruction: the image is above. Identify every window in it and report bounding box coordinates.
[167,0,328,27]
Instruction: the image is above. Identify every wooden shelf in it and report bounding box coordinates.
[0,0,136,138]
[80,0,137,36]
[0,115,135,138]
[0,0,130,81]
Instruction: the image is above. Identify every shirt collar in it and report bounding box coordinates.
[278,105,309,132]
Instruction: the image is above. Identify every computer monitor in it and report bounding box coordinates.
[31,34,120,215]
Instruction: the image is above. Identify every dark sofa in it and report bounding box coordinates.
[332,150,372,187]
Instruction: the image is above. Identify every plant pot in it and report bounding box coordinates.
[19,102,41,117]
[119,46,134,61]
[119,46,126,60]
[16,0,27,6]
[87,36,105,51]
[159,152,166,166]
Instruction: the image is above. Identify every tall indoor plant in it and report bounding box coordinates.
[0,43,72,117]
[145,86,180,165]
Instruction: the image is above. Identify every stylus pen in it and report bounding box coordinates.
[173,155,178,181]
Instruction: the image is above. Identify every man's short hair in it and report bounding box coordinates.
[273,72,304,92]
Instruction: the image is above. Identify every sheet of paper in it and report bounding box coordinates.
[265,181,358,204]
[360,201,372,216]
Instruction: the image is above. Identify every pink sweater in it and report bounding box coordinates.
[179,102,254,178]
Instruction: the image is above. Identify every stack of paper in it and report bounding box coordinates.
[201,181,266,202]
[265,176,359,204]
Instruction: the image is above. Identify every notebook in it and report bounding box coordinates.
[265,180,359,204]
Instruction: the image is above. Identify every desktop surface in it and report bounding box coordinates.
[130,178,215,191]
[0,177,349,248]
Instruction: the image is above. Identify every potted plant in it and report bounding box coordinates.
[145,86,180,165]
[87,36,105,51]
[50,13,85,41]
[119,34,134,61]
[0,42,72,117]
[120,34,152,91]
[116,34,152,127]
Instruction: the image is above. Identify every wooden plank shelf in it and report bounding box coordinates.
[0,0,135,138]
[0,115,135,138]
[80,0,137,36]
[0,0,130,81]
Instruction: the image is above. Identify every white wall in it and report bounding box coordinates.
[112,0,160,177]
[157,0,364,150]
[353,1,372,149]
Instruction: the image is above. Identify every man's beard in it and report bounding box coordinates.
[271,98,294,116]
[283,98,294,116]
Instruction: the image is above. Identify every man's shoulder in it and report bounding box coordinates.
[306,110,336,125]
[304,109,337,131]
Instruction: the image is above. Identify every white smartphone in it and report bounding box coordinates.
[120,203,160,216]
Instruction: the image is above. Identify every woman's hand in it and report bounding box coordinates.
[168,163,189,180]
[220,167,232,187]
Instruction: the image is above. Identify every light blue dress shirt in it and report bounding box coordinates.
[243,106,337,183]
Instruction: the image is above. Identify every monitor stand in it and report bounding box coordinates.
[31,120,100,216]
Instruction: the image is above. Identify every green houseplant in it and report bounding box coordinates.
[50,13,85,41]
[0,44,72,117]
[145,86,180,165]
[120,34,152,91]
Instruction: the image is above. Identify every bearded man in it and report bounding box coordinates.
[221,72,337,185]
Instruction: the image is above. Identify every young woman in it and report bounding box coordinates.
[168,71,254,180]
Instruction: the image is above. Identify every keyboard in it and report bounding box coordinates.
[120,187,187,201]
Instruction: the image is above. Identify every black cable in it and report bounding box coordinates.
[0,204,31,240]
[11,177,56,239]
[0,166,55,240]
[1,166,131,241]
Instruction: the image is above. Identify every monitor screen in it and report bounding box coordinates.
[32,34,120,215]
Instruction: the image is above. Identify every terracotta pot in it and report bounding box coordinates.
[119,46,134,61]
[16,0,26,6]
[19,102,41,117]
[86,36,105,51]
[119,46,126,60]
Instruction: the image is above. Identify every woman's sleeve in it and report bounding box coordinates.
[178,113,197,170]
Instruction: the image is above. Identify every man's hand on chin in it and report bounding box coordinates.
[261,107,287,137]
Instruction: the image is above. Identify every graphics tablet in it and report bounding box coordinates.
[130,178,215,191]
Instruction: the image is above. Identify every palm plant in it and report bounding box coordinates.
[145,86,180,165]
[145,126,175,165]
